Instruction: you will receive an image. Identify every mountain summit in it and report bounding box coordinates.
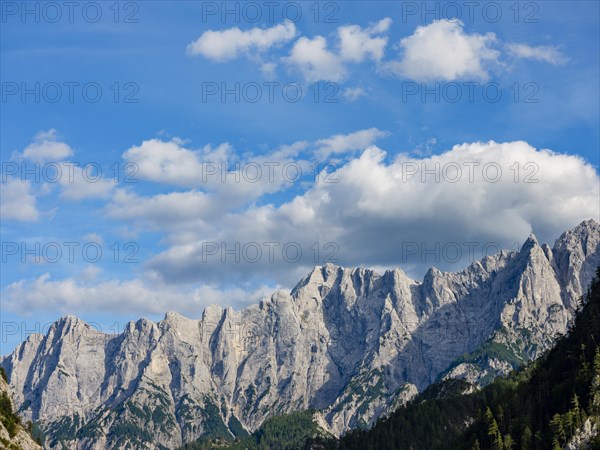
[2,220,599,449]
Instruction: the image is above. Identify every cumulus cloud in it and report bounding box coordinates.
[58,163,115,200]
[314,128,389,158]
[119,139,305,208]
[117,130,387,212]
[188,17,567,84]
[260,61,278,79]
[20,129,74,163]
[138,141,599,285]
[9,131,115,201]
[77,266,102,282]
[187,21,296,61]
[284,36,346,82]
[338,18,391,62]
[2,273,277,316]
[190,17,393,82]
[122,139,209,186]
[122,139,245,189]
[283,18,392,82]
[342,87,366,101]
[383,20,500,81]
[107,189,214,230]
[8,135,597,317]
[0,178,39,221]
[506,43,569,65]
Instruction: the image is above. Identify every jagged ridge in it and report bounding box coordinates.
[1,219,599,449]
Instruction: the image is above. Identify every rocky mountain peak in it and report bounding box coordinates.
[2,221,599,449]
[521,232,539,251]
[48,315,102,342]
[553,219,599,255]
[552,219,600,310]
[571,218,599,234]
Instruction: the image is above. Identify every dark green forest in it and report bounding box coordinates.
[178,409,327,450]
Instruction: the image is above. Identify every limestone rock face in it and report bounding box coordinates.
[0,372,42,450]
[2,220,599,449]
[442,219,600,385]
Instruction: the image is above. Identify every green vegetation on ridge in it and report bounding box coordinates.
[179,409,326,450]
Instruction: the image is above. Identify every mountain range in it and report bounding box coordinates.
[2,219,599,449]
[320,263,600,450]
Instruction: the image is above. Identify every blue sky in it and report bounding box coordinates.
[1,1,599,355]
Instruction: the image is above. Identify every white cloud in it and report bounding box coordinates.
[115,130,388,219]
[342,87,366,101]
[141,140,599,285]
[77,266,102,282]
[314,128,388,158]
[283,18,392,82]
[506,43,569,65]
[187,17,566,84]
[384,20,500,81]
[0,178,39,221]
[119,139,303,205]
[97,131,599,287]
[106,189,214,229]
[21,129,73,163]
[260,61,278,79]
[410,137,438,157]
[284,36,346,82]
[2,273,276,317]
[187,18,392,82]
[10,131,114,200]
[58,163,115,200]
[338,18,391,62]
[5,142,596,321]
[369,17,393,34]
[187,21,296,61]
[122,139,208,187]
[201,142,234,164]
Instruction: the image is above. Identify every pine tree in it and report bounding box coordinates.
[569,394,582,433]
[520,426,532,450]
[491,429,503,450]
[550,413,566,447]
[495,405,505,433]
[552,437,562,450]
[592,349,600,414]
[483,406,504,450]
[503,433,514,450]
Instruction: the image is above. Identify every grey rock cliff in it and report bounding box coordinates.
[0,371,42,450]
[2,220,599,449]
